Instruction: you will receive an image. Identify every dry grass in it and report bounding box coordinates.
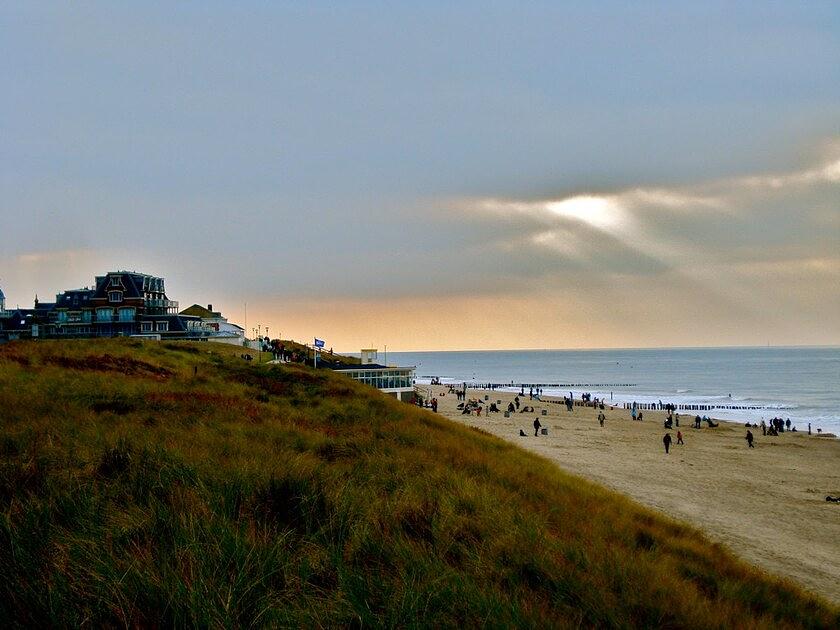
[0,339,836,627]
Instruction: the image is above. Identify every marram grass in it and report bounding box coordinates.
[0,339,837,628]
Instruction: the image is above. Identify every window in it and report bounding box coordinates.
[57,311,68,323]
[110,275,122,287]
[109,291,123,303]
[141,322,152,332]
[156,321,168,332]
[118,307,135,322]
[96,308,112,322]
[82,310,92,323]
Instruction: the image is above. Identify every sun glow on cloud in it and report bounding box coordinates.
[545,195,625,230]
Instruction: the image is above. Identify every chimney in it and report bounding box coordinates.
[207,304,213,312]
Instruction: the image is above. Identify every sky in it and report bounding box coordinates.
[1,2,838,351]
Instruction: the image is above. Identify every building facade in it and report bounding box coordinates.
[0,271,240,343]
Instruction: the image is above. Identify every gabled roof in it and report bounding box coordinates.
[180,304,222,318]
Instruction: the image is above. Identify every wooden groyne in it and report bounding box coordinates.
[619,402,777,412]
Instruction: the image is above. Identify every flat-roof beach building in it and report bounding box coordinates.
[331,348,416,402]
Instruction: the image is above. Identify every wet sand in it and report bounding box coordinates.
[429,387,840,604]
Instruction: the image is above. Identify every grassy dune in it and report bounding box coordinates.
[0,340,836,627]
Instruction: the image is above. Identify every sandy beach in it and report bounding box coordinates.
[428,386,840,604]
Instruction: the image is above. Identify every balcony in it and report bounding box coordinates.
[145,298,179,314]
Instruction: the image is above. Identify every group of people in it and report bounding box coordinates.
[415,396,439,412]
[527,387,544,400]
[505,396,538,414]
[692,415,719,429]
[662,431,685,453]
[436,384,823,458]
[760,417,793,436]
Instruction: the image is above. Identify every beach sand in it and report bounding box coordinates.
[428,387,840,604]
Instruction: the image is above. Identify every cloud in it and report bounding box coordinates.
[459,145,839,263]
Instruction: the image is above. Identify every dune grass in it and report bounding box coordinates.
[0,339,836,627]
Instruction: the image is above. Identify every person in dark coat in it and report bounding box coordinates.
[533,417,542,436]
[746,430,755,448]
[663,433,672,454]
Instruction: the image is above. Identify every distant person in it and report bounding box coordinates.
[534,417,542,436]
[746,430,755,448]
[676,430,684,445]
[638,411,644,422]
[694,415,702,429]
[519,429,527,437]
[663,433,672,454]
[598,411,605,427]
[515,396,520,410]
[808,422,811,435]
[785,418,791,431]
[760,420,766,436]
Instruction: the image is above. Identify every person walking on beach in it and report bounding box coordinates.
[598,411,605,427]
[746,430,755,448]
[663,433,672,454]
[534,417,542,436]
[760,420,766,436]
[676,430,684,445]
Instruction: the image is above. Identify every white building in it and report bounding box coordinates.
[178,303,246,345]
[332,351,416,402]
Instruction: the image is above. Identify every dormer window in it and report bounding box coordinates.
[108,291,123,303]
[110,276,122,287]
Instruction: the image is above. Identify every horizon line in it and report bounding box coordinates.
[335,343,840,354]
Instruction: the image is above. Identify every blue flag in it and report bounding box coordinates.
[314,338,325,348]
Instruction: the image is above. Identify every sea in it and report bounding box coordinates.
[386,346,840,436]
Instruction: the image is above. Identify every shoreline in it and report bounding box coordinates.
[427,386,840,604]
[417,379,838,437]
